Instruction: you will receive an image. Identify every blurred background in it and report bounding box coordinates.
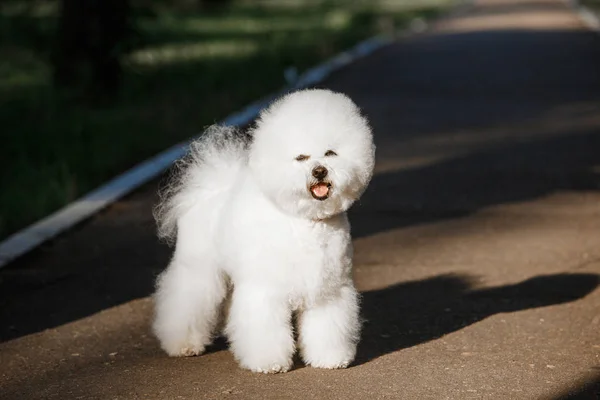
[0,0,451,241]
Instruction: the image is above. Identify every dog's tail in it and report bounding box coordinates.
[154,125,250,244]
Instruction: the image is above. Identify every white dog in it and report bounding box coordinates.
[153,89,375,373]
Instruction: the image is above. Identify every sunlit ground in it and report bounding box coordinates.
[0,0,453,240]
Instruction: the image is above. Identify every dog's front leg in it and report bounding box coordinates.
[225,284,295,373]
[298,284,360,369]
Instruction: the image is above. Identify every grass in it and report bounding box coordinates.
[0,0,452,240]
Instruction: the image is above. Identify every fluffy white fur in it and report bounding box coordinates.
[153,89,375,373]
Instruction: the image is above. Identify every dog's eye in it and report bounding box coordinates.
[324,150,337,157]
[295,154,310,162]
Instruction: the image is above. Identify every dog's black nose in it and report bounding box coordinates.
[312,165,328,180]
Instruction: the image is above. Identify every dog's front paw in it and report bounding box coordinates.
[163,343,205,357]
[247,362,292,374]
[302,346,355,370]
[178,346,205,357]
[307,359,351,369]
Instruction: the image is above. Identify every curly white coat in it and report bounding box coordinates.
[153,89,375,373]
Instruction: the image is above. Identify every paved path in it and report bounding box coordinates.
[2,0,600,398]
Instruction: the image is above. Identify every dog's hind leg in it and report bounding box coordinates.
[153,211,226,357]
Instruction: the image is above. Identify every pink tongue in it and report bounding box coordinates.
[311,183,329,197]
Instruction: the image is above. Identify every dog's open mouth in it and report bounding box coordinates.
[310,182,331,201]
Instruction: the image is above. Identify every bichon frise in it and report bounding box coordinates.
[153,89,375,373]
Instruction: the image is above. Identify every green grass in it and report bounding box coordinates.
[0,0,452,240]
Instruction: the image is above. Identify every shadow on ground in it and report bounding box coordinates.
[551,372,600,400]
[356,273,599,364]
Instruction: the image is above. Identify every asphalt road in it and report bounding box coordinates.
[2,0,600,398]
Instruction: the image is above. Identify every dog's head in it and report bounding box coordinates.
[249,89,375,220]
